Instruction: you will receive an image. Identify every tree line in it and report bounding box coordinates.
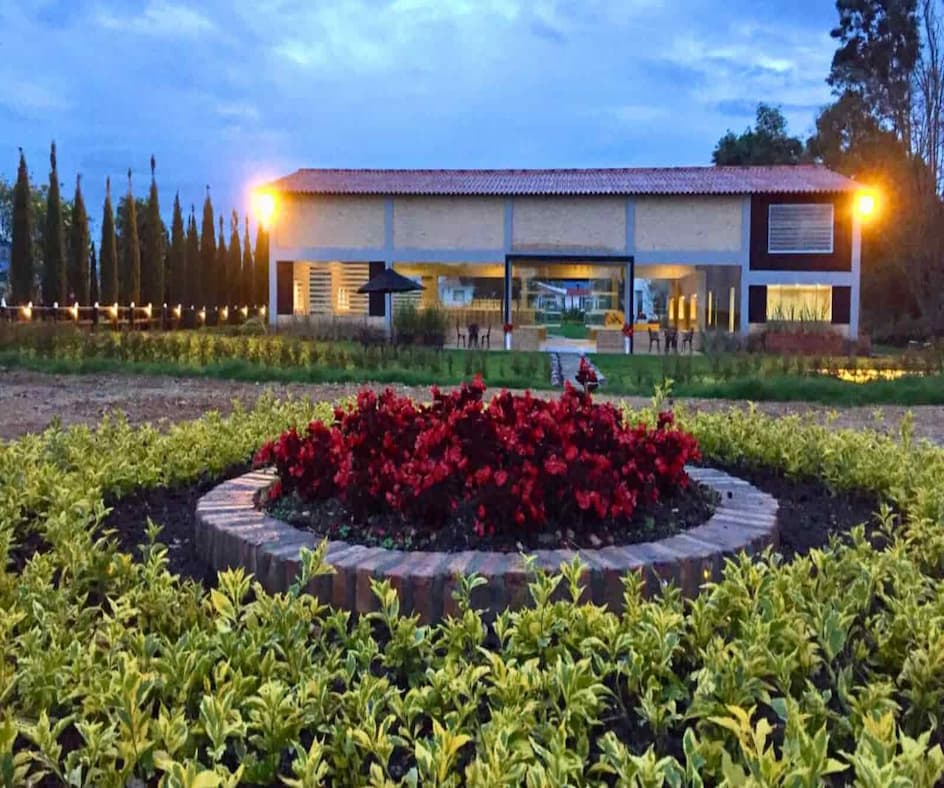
[712,0,944,340]
[4,144,270,310]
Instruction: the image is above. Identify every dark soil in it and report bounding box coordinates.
[260,482,720,553]
[100,463,250,587]
[712,461,884,561]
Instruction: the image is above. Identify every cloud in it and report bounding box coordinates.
[96,1,215,37]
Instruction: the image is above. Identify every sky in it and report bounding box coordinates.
[0,0,840,233]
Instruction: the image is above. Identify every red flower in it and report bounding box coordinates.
[622,323,634,338]
[502,323,514,333]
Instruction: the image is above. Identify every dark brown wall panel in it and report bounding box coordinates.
[831,285,851,324]
[750,193,852,272]
[748,285,767,323]
[276,261,293,315]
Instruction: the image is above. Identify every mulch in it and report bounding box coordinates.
[261,482,719,553]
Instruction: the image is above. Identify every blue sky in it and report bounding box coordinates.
[1,0,839,232]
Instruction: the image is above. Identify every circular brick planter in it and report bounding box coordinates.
[195,467,778,622]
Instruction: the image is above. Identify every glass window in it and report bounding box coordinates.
[768,204,834,254]
[766,284,831,322]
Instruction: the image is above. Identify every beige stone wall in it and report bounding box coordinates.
[635,197,742,252]
[512,197,626,252]
[275,195,385,249]
[394,197,504,249]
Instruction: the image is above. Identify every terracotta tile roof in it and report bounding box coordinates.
[267,165,859,197]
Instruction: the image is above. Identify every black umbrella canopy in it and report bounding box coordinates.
[357,269,425,294]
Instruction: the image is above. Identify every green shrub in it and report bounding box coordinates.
[1,394,943,783]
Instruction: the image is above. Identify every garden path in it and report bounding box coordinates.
[1,368,943,445]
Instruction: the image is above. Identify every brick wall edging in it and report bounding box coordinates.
[195,466,778,622]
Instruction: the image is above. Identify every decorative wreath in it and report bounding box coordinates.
[621,323,634,338]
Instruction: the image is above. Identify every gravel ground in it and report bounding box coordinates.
[1,368,943,444]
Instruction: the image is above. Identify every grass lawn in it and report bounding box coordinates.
[592,352,944,405]
[546,323,589,339]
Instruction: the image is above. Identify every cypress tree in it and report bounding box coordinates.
[254,224,269,311]
[121,169,141,304]
[89,241,99,305]
[228,210,241,306]
[142,156,164,305]
[99,178,119,304]
[42,141,66,306]
[216,214,227,307]
[200,189,216,307]
[167,192,186,306]
[10,149,33,305]
[242,217,253,306]
[67,174,90,304]
[186,206,200,307]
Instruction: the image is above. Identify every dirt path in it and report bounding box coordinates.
[1,368,943,444]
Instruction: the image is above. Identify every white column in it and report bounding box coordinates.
[850,213,862,338]
[267,246,277,329]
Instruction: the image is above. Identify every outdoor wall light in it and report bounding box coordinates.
[253,191,276,227]
[856,190,877,220]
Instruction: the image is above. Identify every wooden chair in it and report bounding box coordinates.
[648,327,661,353]
[467,323,480,349]
[664,328,678,354]
[681,329,694,353]
[456,322,466,348]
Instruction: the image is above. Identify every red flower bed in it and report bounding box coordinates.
[255,379,700,538]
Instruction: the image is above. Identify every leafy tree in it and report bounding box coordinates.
[99,178,119,304]
[142,156,164,305]
[89,241,99,305]
[242,217,254,306]
[167,192,186,306]
[216,214,228,309]
[67,174,90,304]
[10,149,34,304]
[228,210,242,306]
[42,141,66,306]
[119,170,141,304]
[828,0,920,143]
[186,205,201,307]
[254,224,269,311]
[200,189,216,307]
[712,104,807,165]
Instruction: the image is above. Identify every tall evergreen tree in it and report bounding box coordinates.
[200,189,216,307]
[142,156,164,305]
[100,178,119,304]
[216,214,228,308]
[242,217,253,306]
[186,206,201,307]
[10,149,33,305]
[254,224,269,312]
[228,210,242,306]
[89,241,99,305]
[120,169,141,304]
[67,174,90,303]
[42,141,66,306]
[167,192,186,306]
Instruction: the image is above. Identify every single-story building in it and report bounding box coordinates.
[263,165,867,350]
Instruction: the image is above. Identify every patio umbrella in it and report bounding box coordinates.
[356,269,424,295]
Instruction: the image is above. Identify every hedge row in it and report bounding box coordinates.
[1,393,943,785]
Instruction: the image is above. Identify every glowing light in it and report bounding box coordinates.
[253,190,276,227]
[260,305,267,317]
[240,305,249,317]
[70,302,79,320]
[144,303,153,318]
[198,307,206,323]
[220,306,229,321]
[856,190,878,220]
[173,304,182,318]
[110,302,119,319]
[22,302,33,321]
